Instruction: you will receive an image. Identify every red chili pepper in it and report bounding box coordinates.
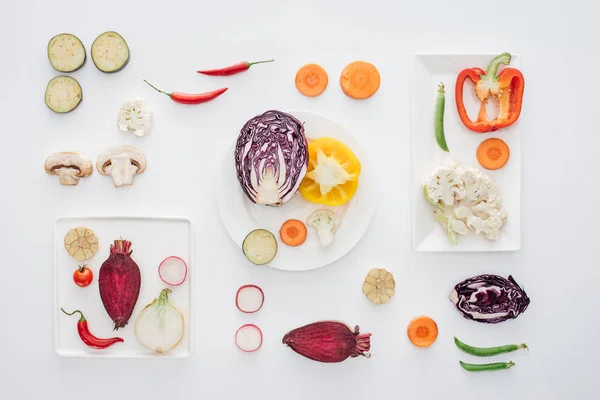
[455,52,525,133]
[197,59,274,76]
[61,308,124,349]
[143,79,228,104]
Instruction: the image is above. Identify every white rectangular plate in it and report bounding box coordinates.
[413,54,521,252]
[54,216,194,358]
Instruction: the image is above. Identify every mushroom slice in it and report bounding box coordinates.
[96,146,146,187]
[45,152,93,186]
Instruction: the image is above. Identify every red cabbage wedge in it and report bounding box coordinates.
[235,110,308,206]
[449,274,530,324]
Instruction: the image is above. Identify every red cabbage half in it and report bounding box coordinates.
[449,274,530,324]
[235,110,308,206]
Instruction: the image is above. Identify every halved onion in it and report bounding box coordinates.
[135,288,184,354]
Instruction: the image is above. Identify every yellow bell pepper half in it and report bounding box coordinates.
[299,137,361,206]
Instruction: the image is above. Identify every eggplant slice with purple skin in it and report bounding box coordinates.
[449,274,530,323]
[91,31,130,73]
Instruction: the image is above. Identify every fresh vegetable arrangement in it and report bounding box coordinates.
[98,240,141,330]
[450,274,530,323]
[283,321,371,363]
[135,288,185,354]
[455,52,524,133]
[423,161,507,243]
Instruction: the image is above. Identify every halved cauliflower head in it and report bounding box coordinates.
[423,161,507,243]
[423,162,466,206]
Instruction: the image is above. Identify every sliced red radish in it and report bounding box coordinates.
[235,324,263,352]
[158,256,188,286]
[235,284,265,313]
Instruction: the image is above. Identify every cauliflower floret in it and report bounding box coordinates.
[467,211,506,240]
[117,98,152,137]
[424,161,508,243]
[460,168,500,205]
[423,163,466,206]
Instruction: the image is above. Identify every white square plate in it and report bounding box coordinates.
[413,54,521,252]
[54,216,194,358]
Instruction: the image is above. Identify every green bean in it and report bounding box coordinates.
[434,82,449,152]
[459,360,515,372]
[454,337,528,357]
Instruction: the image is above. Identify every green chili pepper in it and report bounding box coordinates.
[434,82,449,152]
[459,360,515,372]
[454,337,528,357]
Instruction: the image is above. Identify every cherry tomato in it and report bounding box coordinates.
[73,265,93,287]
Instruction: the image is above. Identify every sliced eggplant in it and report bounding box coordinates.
[91,31,130,73]
[47,33,86,72]
[242,229,278,265]
[45,76,82,113]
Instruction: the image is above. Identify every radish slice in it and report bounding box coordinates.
[235,324,263,352]
[236,285,264,313]
[158,256,188,286]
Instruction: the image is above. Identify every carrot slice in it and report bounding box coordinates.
[340,61,380,99]
[477,138,510,170]
[295,64,328,97]
[280,219,308,247]
[407,316,438,348]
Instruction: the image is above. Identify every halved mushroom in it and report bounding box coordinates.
[45,152,93,185]
[97,146,146,187]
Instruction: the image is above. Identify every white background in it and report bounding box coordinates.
[1,0,598,398]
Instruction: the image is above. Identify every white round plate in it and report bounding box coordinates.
[215,110,376,271]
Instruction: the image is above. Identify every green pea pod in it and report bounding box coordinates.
[460,360,515,372]
[454,337,528,357]
[434,82,449,152]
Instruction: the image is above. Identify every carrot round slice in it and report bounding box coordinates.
[340,61,380,99]
[477,138,510,170]
[280,219,307,247]
[407,316,438,348]
[295,64,328,97]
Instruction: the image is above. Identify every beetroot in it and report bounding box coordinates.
[99,240,141,330]
[282,321,371,363]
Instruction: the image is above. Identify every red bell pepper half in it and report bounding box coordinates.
[455,53,525,133]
